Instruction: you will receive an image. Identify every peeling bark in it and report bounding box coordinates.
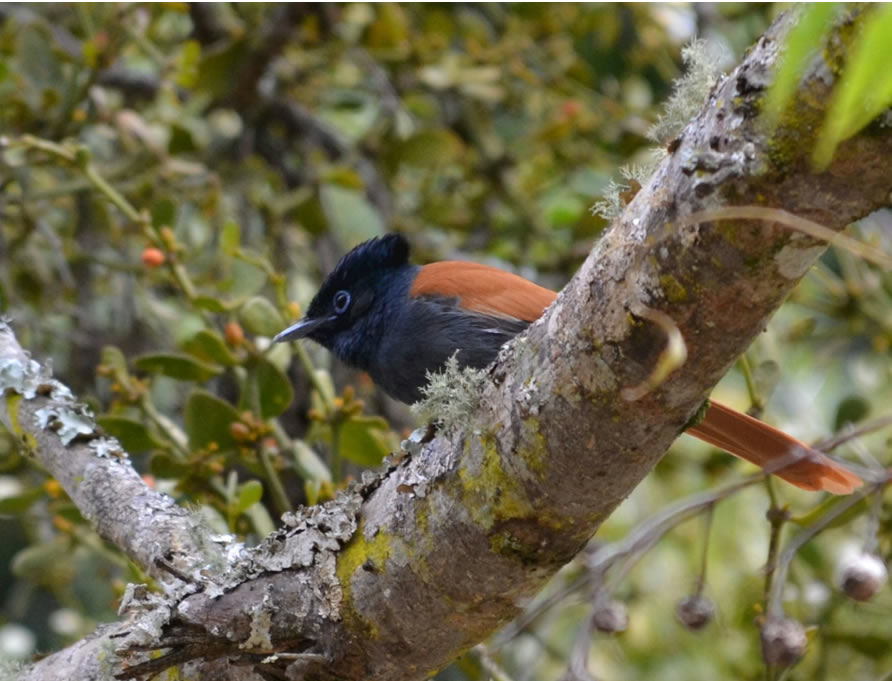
[6,9,892,681]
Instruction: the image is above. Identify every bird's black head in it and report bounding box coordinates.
[273,234,415,370]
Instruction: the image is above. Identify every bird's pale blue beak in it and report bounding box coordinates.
[273,317,330,343]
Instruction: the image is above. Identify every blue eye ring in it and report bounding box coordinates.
[333,290,351,314]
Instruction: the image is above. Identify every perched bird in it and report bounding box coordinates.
[274,234,861,494]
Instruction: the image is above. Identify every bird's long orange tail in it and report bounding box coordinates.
[688,400,862,494]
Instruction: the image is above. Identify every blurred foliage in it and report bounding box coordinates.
[0,4,890,681]
[765,3,892,167]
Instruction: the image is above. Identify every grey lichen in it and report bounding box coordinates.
[116,584,173,648]
[411,354,488,433]
[1,322,99,445]
[593,40,725,221]
[649,39,725,144]
[242,585,276,650]
[591,161,663,221]
[35,405,95,445]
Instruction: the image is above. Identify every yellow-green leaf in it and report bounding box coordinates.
[238,296,284,338]
[133,352,223,382]
[182,329,237,367]
[184,389,240,450]
[255,358,294,419]
[97,415,166,452]
[338,414,395,467]
[237,479,264,513]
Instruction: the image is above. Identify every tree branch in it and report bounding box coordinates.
[7,9,892,681]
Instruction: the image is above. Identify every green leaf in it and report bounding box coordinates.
[184,389,240,450]
[182,329,237,367]
[543,191,585,226]
[133,352,223,382]
[0,486,44,514]
[816,4,892,166]
[100,345,130,381]
[11,540,69,579]
[237,479,264,514]
[254,358,294,419]
[834,395,871,431]
[151,198,176,229]
[176,39,201,89]
[97,415,165,452]
[149,452,192,479]
[338,414,394,466]
[319,184,385,248]
[764,3,839,122]
[221,219,241,254]
[197,38,248,99]
[238,296,284,338]
[193,296,230,313]
[304,478,322,506]
[244,498,276,536]
[396,129,465,167]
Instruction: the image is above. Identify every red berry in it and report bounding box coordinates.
[141,247,165,268]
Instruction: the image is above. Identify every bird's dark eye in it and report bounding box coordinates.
[333,290,351,314]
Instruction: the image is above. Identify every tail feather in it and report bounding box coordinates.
[688,400,862,494]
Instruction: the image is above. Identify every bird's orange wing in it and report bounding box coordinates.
[411,261,557,322]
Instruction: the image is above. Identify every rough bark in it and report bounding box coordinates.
[5,9,892,681]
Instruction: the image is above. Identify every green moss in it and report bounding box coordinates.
[520,417,549,476]
[490,531,526,558]
[458,433,534,530]
[659,274,688,303]
[627,313,644,328]
[335,519,393,639]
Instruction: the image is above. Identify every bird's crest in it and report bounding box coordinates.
[321,234,410,291]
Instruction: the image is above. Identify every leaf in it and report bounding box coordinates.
[151,198,176,229]
[815,4,892,166]
[184,389,240,450]
[543,191,586,226]
[149,452,192,479]
[396,129,465,167]
[193,296,230,313]
[182,329,237,367]
[834,395,871,431]
[764,4,839,122]
[133,352,223,382]
[11,540,69,579]
[0,486,44,514]
[254,358,294,419]
[100,345,130,383]
[237,479,264,514]
[319,185,385,248]
[196,38,248,100]
[221,219,241,254]
[97,415,165,452]
[238,296,284,338]
[338,414,394,466]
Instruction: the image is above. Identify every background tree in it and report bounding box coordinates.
[1,4,891,681]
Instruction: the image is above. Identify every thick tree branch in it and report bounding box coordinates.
[7,9,892,681]
[0,324,227,581]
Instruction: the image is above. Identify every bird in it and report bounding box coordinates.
[274,234,862,494]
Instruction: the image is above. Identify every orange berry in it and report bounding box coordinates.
[141,247,165,268]
[224,321,244,347]
[561,99,583,118]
